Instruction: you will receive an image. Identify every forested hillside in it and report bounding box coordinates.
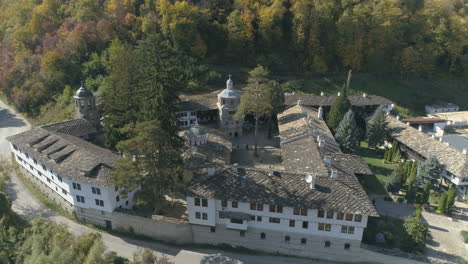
[0,0,466,118]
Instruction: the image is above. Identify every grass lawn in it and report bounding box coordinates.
[461,230,468,244]
[356,142,396,195]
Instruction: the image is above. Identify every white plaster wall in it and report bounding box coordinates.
[177,111,197,128]
[433,122,446,136]
[11,144,137,213]
[187,196,216,226]
[188,196,367,241]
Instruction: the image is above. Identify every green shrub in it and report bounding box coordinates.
[461,231,468,244]
[383,196,393,201]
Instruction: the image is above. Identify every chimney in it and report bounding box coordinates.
[439,137,443,142]
[324,156,332,165]
[396,115,400,120]
[207,167,215,177]
[297,99,302,106]
[406,122,411,126]
[330,169,338,180]
[418,125,423,132]
[318,106,323,119]
[232,163,239,173]
[363,93,367,98]
[305,174,316,189]
[317,136,324,147]
[431,134,435,139]
[337,92,341,96]
[320,92,325,96]
[310,175,316,189]
[463,148,467,155]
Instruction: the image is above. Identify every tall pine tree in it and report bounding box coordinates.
[327,87,351,132]
[367,105,388,148]
[108,34,190,211]
[416,156,443,187]
[234,65,282,155]
[335,110,359,152]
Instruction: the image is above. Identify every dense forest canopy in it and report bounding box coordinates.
[0,0,466,117]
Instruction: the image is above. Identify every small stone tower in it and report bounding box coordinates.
[74,82,100,129]
[217,75,243,137]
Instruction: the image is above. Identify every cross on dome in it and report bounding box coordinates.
[226,74,233,90]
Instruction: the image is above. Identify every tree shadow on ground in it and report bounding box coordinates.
[0,108,26,128]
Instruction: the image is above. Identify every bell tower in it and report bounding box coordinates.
[216,75,243,137]
[74,81,100,129]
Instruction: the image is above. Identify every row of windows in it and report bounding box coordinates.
[317,210,362,222]
[72,183,102,197]
[19,156,67,194]
[19,154,63,183]
[221,199,362,222]
[16,154,116,209]
[176,111,197,118]
[210,228,352,250]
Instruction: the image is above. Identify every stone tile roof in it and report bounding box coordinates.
[179,90,221,112]
[7,126,120,186]
[387,116,468,179]
[277,104,340,175]
[41,119,96,138]
[187,168,378,216]
[329,153,373,175]
[181,126,231,170]
[284,94,393,107]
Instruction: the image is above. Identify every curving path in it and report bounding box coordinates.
[0,99,331,264]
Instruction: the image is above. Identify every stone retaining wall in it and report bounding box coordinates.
[112,211,194,245]
[192,224,425,264]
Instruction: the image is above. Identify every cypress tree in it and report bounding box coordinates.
[383,150,389,162]
[438,192,448,214]
[393,149,402,163]
[409,160,418,181]
[404,161,412,181]
[406,179,415,202]
[367,105,388,148]
[387,148,394,163]
[327,87,351,132]
[422,182,431,204]
[335,110,359,152]
[446,187,457,213]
